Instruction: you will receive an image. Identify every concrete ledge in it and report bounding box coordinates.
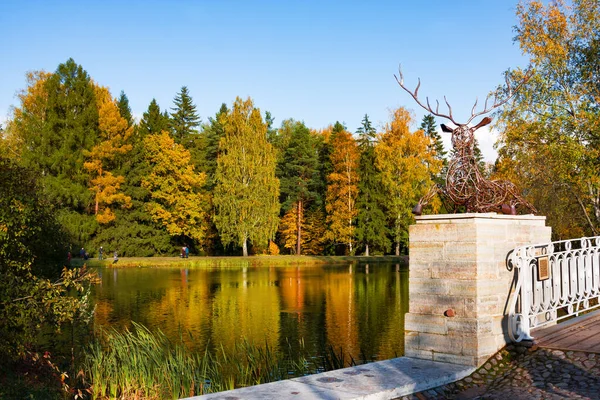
[183,356,476,400]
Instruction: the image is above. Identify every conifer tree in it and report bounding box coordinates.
[324,123,359,255]
[14,59,100,246]
[197,103,228,189]
[170,86,200,145]
[213,97,280,256]
[138,99,170,137]
[355,115,389,256]
[276,120,319,254]
[30,59,99,206]
[420,114,447,176]
[117,90,134,127]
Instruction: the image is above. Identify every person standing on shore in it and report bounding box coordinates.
[99,246,104,260]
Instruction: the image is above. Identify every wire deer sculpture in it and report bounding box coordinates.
[395,67,536,216]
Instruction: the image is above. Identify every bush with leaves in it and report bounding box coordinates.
[0,157,97,358]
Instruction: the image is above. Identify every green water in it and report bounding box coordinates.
[92,262,408,363]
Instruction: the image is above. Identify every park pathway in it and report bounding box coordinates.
[404,310,600,400]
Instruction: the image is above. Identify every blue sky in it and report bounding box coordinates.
[0,1,528,161]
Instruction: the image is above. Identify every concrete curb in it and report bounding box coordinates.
[183,357,475,400]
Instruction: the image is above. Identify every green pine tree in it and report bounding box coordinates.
[355,114,390,256]
[117,90,134,127]
[196,103,228,189]
[138,99,170,137]
[276,119,320,255]
[420,114,447,166]
[18,58,100,247]
[170,86,200,145]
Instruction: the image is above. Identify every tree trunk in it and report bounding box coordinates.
[243,238,248,257]
[296,200,302,255]
[395,242,400,256]
[365,244,369,257]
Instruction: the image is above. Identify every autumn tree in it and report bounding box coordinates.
[355,115,389,256]
[376,107,441,255]
[170,86,200,145]
[213,97,280,256]
[83,85,133,224]
[495,0,600,238]
[324,122,359,254]
[97,99,172,256]
[142,131,209,245]
[276,120,320,255]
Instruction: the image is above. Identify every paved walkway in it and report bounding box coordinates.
[405,310,600,400]
[402,344,600,400]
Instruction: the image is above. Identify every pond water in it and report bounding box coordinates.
[92,262,408,364]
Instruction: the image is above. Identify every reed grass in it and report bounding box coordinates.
[83,323,355,399]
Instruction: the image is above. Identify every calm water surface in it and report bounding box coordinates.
[92,263,408,362]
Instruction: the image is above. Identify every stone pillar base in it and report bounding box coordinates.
[405,213,551,367]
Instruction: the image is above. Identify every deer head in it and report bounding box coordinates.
[441,117,492,157]
[394,66,528,153]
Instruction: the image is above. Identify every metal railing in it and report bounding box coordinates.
[507,236,600,342]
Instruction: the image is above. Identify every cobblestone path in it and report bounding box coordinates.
[398,344,600,399]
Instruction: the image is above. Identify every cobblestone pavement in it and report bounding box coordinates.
[397,344,600,400]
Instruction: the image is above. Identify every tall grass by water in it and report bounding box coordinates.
[84,323,355,399]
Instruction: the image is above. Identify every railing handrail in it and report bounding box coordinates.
[508,236,600,342]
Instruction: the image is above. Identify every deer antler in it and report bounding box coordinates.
[465,69,532,125]
[396,65,532,127]
[395,65,461,126]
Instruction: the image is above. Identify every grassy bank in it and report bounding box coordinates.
[73,255,408,269]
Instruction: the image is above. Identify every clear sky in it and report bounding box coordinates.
[0,1,528,161]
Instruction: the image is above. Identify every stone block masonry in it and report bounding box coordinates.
[405,213,551,367]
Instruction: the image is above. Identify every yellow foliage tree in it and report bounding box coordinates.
[495,0,600,238]
[142,131,209,244]
[213,97,280,256]
[376,107,441,255]
[303,209,327,255]
[3,71,52,161]
[324,126,359,254]
[84,85,133,223]
[278,204,302,254]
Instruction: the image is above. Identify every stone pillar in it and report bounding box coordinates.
[405,213,551,367]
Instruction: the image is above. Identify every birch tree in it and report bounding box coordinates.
[213,97,280,256]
